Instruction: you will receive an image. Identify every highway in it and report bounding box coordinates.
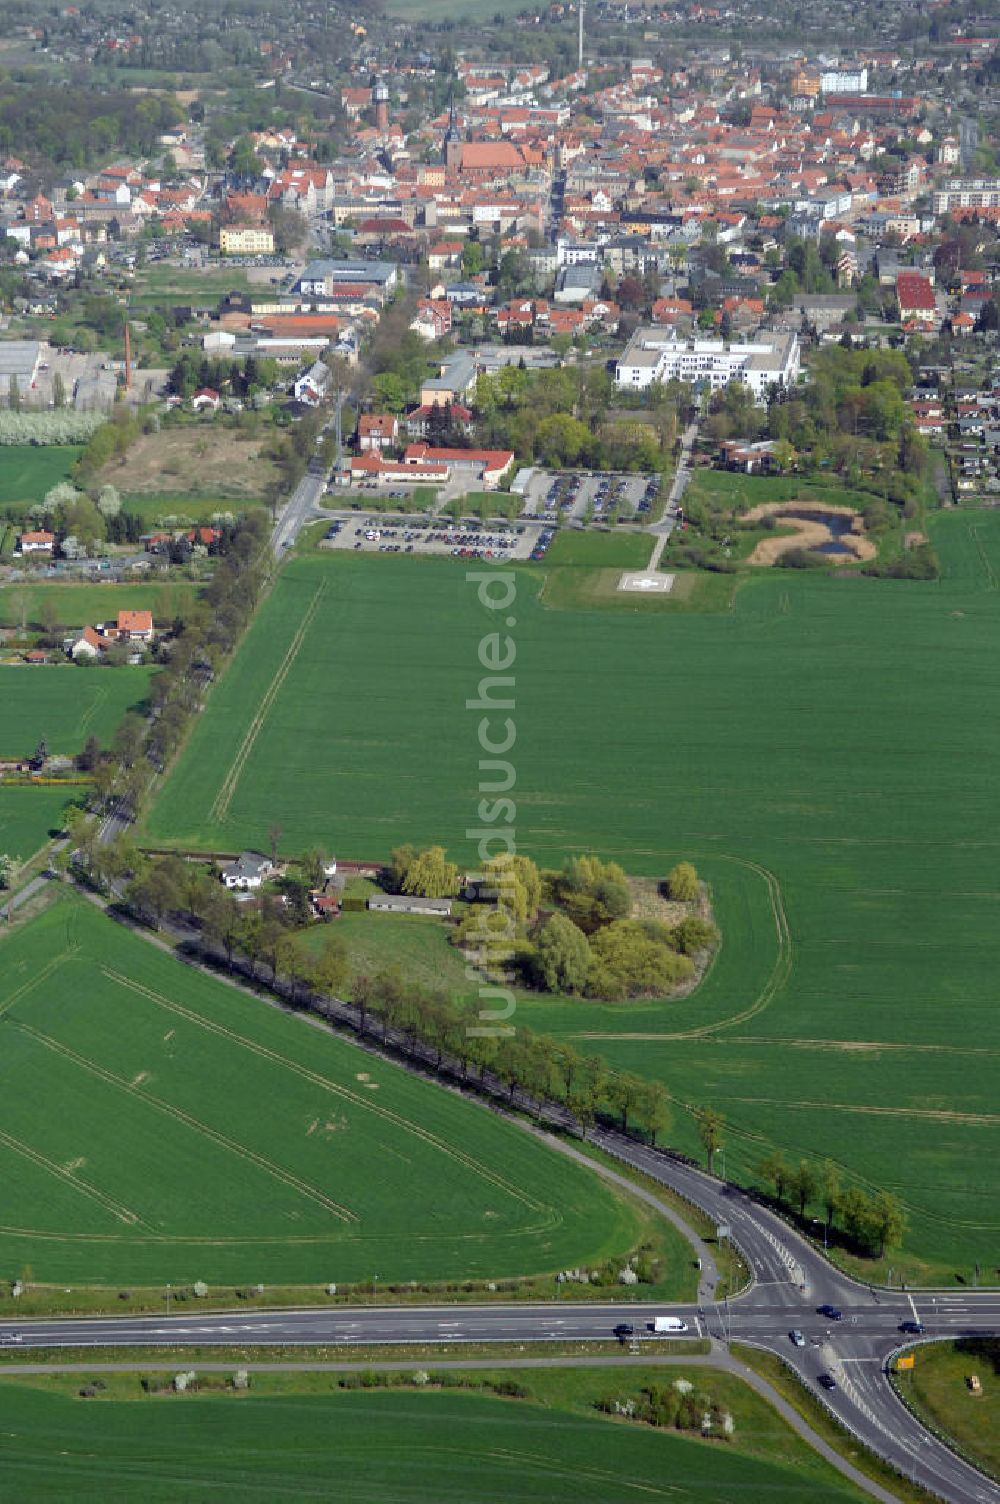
[2,1127,997,1502]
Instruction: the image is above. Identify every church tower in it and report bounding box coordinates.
[444,97,462,174]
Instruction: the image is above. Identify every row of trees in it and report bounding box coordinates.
[66,512,271,827]
[758,1151,907,1258]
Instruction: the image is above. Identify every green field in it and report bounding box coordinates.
[0,1367,869,1502]
[0,786,72,862]
[0,666,151,757]
[0,581,197,631]
[895,1339,1000,1476]
[144,514,1000,1276]
[0,898,648,1285]
[0,446,82,508]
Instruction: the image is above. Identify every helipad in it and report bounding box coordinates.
[617,572,674,593]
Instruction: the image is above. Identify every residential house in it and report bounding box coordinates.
[220,851,275,891]
[293,360,332,407]
[358,413,399,452]
[18,529,55,555]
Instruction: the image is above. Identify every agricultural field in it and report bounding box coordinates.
[0,446,82,508]
[0,666,151,757]
[145,513,1000,1277]
[0,898,648,1286]
[0,786,71,863]
[0,1366,870,1503]
[0,581,197,632]
[97,427,279,500]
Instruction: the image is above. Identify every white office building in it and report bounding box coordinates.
[820,67,868,94]
[615,328,800,403]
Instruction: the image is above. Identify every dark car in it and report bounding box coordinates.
[899,1320,925,1334]
[817,1304,843,1320]
[817,1373,837,1390]
[613,1322,635,1339]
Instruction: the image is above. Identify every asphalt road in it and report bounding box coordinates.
[271,458,328,558]
[3,1129,997,1504]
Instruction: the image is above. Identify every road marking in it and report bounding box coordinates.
[908,1293,920,1322]
[694,1314,702,1338]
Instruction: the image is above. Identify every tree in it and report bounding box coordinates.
[96,484,121,518]
[311,933,349,996]
[790,1159,819,1218]
[869,1190,907,1258]
[400,846,459,899]
[644,1082,671,1146]
[268,823,282,866]
[665,862,699,900]
[534,911,592,994]
[0,852,18,889]
[608,1072,646,1133]
[819,1159,841,1234]
[52,372,66,409]
[8,375,20,411]
[758,1149,790,1204]
[695,1107,724,1175]
[481,852,541,924]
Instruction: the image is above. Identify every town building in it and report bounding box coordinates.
[615,329,800,402]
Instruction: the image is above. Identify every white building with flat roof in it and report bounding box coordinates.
[615,328,800,403]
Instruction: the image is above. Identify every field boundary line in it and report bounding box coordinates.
[101,965,549,1214]
[0,1126,144,1227]
[12,1019,358,1224]
[208,579,327,824]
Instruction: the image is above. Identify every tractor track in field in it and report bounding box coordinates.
[100,967,551,1218]
[208,580,327,825]
[11,1019,357,1225]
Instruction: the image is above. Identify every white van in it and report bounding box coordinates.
[652,1316,689,1334]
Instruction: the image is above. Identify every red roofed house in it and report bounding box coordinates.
[358,413,399,452]
[895,271,936,321]
[18,530,55,555]
[191,387,221,412]
[116,610,155,642]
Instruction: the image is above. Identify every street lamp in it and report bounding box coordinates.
[372,1273,379,1306]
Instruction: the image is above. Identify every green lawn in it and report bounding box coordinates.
[895,1338,1000,1476]
[0,897,646,1286]
[0,666,151,757]
[0,1368,869,1502]
[143,513,1000,1277]
[0,446,82,508]
[0,786,71,862]
[0,581,197,632]
[297,910,474,997]
[543,531,654,569]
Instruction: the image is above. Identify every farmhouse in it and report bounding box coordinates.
[367,894,453,916]
[221,851,275,890]
[18,529,55,555]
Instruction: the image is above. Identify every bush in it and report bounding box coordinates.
[665,862,698,901]
[776,546,828,570]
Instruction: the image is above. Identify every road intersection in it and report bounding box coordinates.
[1,1127,995,1503]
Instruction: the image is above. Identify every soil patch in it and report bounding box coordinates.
[744,502,876,566]
[100,427,279,499]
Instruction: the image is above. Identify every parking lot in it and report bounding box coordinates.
[320,516,544,563]
[518,469,660,524]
